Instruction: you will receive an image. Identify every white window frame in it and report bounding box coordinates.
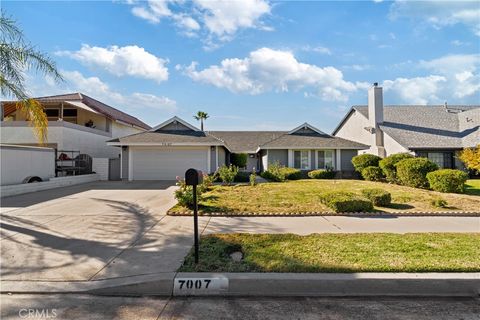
[293,150,310,170]
[317,150,335,170]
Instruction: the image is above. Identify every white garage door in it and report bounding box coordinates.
[131,147,209,180]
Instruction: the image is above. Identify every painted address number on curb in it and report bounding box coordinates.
[173,278,228,295]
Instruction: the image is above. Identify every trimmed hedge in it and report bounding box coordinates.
[379,153,414,183]
[319,191,373,213]
[426,169,468,193]
[282,167,302,180]
[261,162,302,181]
[231,153,248,168]
[361,188,392,207]
[396,157,438,189]
[351,154,382,173]
[361,166,384,181]
[234,171,251,183]
[308,169,335,179]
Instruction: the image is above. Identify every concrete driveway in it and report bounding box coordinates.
[0,181,207,282]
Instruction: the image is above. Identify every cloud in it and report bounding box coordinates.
[389,1,480,36]
[33,70,177,113]
[302,45,332,55]
[383,53,480,104]
[57,45,169,83]
[127,0,271,47]
[179,47,366,102]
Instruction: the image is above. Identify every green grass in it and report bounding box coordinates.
[465,179,480,196]
[179,233,480,273]
[169,179,480,214]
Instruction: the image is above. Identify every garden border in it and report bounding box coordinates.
[167,210,480,217]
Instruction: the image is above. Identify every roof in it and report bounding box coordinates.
[208,131,286,153]
[347,105,479,149]
[108,130,223,145]
[260,132,368,149]
[2,93,151,130]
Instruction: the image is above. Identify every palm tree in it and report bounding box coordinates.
[194,111,209,131]
[1,11,63,143]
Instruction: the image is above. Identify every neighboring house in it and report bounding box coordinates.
[333,84,480,169]
[1,93,150,159]
[107,116,367,181]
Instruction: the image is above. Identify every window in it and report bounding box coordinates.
[62,109,78,124]
[45,109,59,121]
[318,150,334,169]
[293,150,310,170]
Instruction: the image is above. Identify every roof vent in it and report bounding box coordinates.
[373,82,378,87]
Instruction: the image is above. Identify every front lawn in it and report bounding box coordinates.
[169,179,480,214]
[465,179,480,196]
[179,233,480,273]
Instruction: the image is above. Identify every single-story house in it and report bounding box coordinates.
[107,117,367,180]
[332,84,479,169]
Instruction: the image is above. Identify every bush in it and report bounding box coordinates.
[431,197,448,208]
[361,188,392,207]
[198,173,215,193]
[351,154,382,173]
[379,153,414,183]
[234,171,250,183]
[426,169,468,193]
[217,165,239,185]
[319,191,373,213]
[396,157,438,189]
[250,172,257,186]
[308,169,336,179]
[260,162,302,181]
[230,153,248,168]
[282,167,302,180]
[361,166,384,181]
[175,177,202,209]
[459,145,480,174]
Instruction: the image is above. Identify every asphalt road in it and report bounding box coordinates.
[1,294,479,320]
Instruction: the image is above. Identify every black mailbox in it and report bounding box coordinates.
[185,168,203,186]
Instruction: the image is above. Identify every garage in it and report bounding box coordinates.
[130,146,209,180]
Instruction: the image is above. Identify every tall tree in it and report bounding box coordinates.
[194,111,209,131]
[0,11,63,143]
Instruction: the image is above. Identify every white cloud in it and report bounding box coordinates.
[389,1,480,36]
[302,45,332,55]
[57,45,169,83]
[179,47,365,102]
[34,70,177,113]
[383,75,447,105]
[127,0,271,47]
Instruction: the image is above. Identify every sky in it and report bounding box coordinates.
[4,0,480,132]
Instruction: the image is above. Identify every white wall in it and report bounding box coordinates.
[383,133,410,156]
[0,145,55,185]
[92,158,109,180]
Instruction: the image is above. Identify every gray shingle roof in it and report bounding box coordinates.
[353,105,479,149]
[109,130,223,144]
[260,132,368,149]
[208,131,286,153]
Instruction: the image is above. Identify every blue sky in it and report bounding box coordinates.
[4,0,480,131]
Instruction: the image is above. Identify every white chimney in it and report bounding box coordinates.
[367,83,385,157]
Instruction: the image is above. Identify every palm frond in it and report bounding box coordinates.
[16,99,48,145]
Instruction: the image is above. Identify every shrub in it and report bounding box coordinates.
[351,154,382,173]
[308,169,335,179]
[174,177,202,209]
[361,166,384,181]
[396,157,438,189]
[426,169,468,193]
[459,145,480,174]
[379,153,414,183]
[261,162,286,182]
[250,172,257,186]
[230,153,248,168]
[234,171,250,183]
[282,167,302,180]
[217,165,239,185]
[361,188,392,207]
[431,197,448,208]
[319,191,373,213]
[198,173,215,193]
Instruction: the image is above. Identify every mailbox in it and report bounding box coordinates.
[185,168,203,186]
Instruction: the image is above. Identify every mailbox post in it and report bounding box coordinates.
[185,168,203,264]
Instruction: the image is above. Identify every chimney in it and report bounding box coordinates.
[368,83,385,157]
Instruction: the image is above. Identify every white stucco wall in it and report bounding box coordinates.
[383,133,410,156]
[0,145,55,185]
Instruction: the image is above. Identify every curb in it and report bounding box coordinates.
[2,273,479,297]
[167,211,480,217]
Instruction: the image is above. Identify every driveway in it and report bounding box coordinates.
[1,182,478,285]
[0,181,207,282]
